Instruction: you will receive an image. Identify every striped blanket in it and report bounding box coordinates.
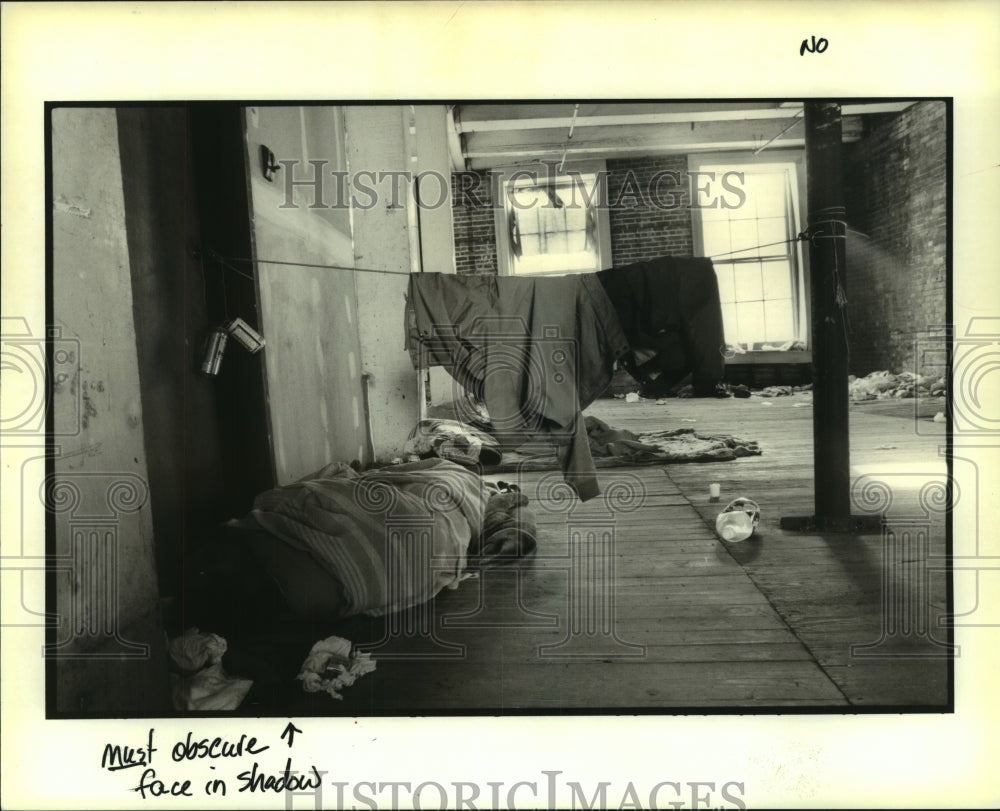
[231,459,489,617]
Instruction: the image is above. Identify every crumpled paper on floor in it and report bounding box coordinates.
[171,663,254,712]
[169,627,228,671]
[297,635,376,700]
[169,628,253,711]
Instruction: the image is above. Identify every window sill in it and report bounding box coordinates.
[725,350,812,365]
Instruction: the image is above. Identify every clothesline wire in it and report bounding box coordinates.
[708,236,801,260]
[202,248,412,280]
[206,232,824,278]
[710,223,854,261]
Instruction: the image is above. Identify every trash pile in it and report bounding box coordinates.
[613,372,948,403]
[615,383,812,401]
[848,370,947,402]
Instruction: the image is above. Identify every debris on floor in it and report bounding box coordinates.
[169,627,228,671]
[849,370,947,401]
[710,372,947,404]
[169,628,253,711]
[756,385,795,397]
[297,635,376,700]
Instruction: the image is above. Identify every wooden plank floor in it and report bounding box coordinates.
[587,392,952,709]
[246,390,952,716]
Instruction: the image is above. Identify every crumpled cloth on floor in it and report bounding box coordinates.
[632,427,761,461]
[169,628,253,712]
[297,635,376,700]
[487,416,761,471]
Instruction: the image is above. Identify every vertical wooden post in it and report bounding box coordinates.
[784,101,882,532]
[805,101,852,522]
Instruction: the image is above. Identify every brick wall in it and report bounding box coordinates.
[605,155,694,263]
[843,100,948,377]
[451,170,499,275]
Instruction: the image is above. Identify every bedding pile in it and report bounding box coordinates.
[229,458,537,621]
[230,458,486,617]
[403,418,502,466]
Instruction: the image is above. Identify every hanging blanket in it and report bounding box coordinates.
[596,256,726,397]
[405,272,631,501]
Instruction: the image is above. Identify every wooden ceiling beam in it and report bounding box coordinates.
[455,101,913,133]
[457,103,792,133]
[466,142,810,169]
[463,117,865,168]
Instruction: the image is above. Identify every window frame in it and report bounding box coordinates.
[689,150,812,363]
[492,160,613,277]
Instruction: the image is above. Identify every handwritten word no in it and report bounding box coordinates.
[800,35,829,55]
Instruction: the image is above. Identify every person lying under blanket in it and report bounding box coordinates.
[195,459,536,632]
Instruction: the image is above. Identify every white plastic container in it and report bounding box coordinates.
[715,498,760,542]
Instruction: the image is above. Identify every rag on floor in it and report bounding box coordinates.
[486,416,761,472]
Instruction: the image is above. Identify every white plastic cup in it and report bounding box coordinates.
[709,483,721,499]
[715,498,760,543]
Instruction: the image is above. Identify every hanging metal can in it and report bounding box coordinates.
[225,317,265,354]
[200,329,229,376]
